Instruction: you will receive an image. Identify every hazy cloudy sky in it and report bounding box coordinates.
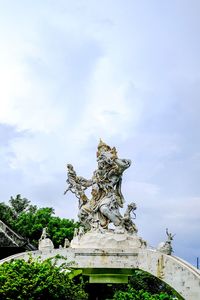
[0,0,200,266]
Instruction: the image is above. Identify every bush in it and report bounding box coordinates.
[113,286,176,300]
[0,257,88,300]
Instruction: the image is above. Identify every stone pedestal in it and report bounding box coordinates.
[70,230,147,283]
[70,230,147,250]
[38,238,54,251]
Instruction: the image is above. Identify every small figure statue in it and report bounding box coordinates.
[157,228,175,255]
[39,227,48,241]
[73,226,85,240]
[73,228,78,238]
[64,164,92,209]
[63,164,78,195]
[166,228,175,242]
[38,227,54,251]
[78,226,85,238]
[64,238,70,248]
[123,202,138,234]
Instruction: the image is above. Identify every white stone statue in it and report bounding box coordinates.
[38,227,54,251]
[157,228,175,255]
[64,238,70,248]
[123,202,138,234]
[64,140,138,235]
[39,227,48,240]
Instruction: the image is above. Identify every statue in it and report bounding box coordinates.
[38,227,54,251]
[64,140,137,235]
[64,238,70,248]
[39,227,48,241]
[64,164,92,209]
[157,228,175,255]
[123,202,138,234]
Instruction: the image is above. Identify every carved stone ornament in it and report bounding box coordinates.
[38,227,54,251]
[64,140,139,238]
[157,228,175,255]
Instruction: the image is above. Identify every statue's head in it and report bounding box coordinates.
[67,164,74,170]
[97,139,118,161]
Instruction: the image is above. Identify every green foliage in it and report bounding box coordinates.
[112,286,176,300]
[0,195,79,248]
[9,194,37,217]
[13,207,78,247]
[0,257,88,300]
[128,270,176,295]
[0,201,14,225]
[106,270,182,300]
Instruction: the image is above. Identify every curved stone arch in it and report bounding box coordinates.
[130,268,183,298]
[136,250,200,300]
[1,248,200,300]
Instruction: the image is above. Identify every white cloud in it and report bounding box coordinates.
[71,56,143,144]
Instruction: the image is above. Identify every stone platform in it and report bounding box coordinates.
[70,231,147,249]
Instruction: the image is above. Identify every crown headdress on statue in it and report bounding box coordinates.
[97,139,118,159]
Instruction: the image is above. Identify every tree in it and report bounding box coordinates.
[128,270,179,295]
[0,196,79,248]
[0,194,37,225]
[0,202,14,225]
[0,257,88,300]
[112,286,177,300]
[110,270,183,300]
[12,207,78,247]
[9,194,31,216]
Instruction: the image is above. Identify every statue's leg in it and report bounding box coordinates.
[78,209,91,230]
[100,205,121,226]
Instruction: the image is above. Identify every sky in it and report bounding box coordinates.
[0,0,200,266]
